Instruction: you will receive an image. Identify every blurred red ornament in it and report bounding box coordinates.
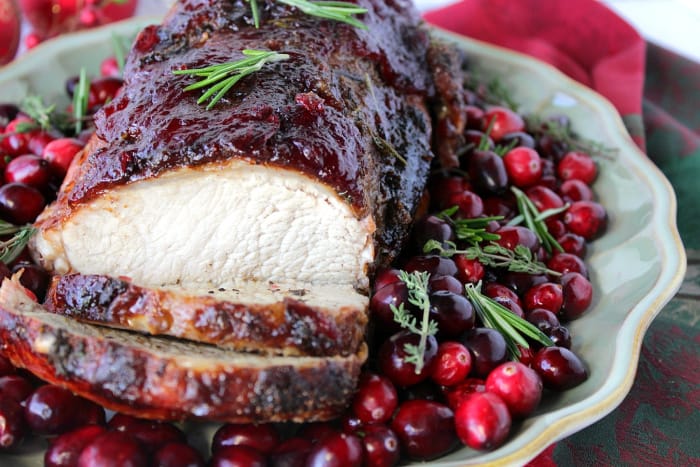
[19,0,137,40]
[0,0,21,64]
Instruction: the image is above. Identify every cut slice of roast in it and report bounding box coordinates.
[44,274,367,357]
[0,278,365,423]
[27,0,461,292]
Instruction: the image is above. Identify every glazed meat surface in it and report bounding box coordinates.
[30,0,442,291]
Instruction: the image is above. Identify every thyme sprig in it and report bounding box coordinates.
[424,240,561,277]
[389,270,439,374]
[73,68,91,134]
[465,281,553,359]
[0,221,36,264]
[527,115,617,159]
[173,50,290,109]
[19,96,73,134]
[245,0,367,29]
[509,187,565,254]
[436,206,502,246]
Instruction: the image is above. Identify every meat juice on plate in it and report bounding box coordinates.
[0,33,608,467]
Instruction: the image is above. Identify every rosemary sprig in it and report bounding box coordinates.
[465,281,553,359]
[510,187,565,254]
[436,206,502,246]
[19,96,73,134]
[245,0,367,29]
[424,240,561,277]
[389,270,439,374]
[173,50,290,109]
[527,115,617,159]
[0,221,36,264]
[373,135,406,165]
[73,68,90,134]
[111,32,129,73]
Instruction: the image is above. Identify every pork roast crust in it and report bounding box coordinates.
[44,274,368,357]
[0,278,365,423]
[34,0,440,274]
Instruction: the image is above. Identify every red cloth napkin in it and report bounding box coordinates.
[423,0,646,148]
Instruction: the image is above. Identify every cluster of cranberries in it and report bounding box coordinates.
[0,55,607,465]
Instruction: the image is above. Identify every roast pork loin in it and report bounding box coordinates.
[29,0,450,292]
[45,274,367,357]
[0,277,365,423]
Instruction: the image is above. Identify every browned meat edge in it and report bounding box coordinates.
[0,279,365,423]
[44,274,367,357]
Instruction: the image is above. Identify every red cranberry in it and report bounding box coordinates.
[429,290,475,337]
[428,274,463,294]
[547,252,588,278]
[483,282,521,307]
[42,138,84,178]
[559,272,593,320]
[152,442,206,467]
[88,77,124,111]
[411,215,455,253]
[361,424,400,467]
[454,254,485,284]
[377,331,438,387]
[533,346,588,390]
[464,106,485,129]
[523,282,563,314]
[269,437,313,467]
[352,372,398,424]
[447,190,484,218]
[517,345,536,366]
[429,175,470,209]
[495,225,540,253]
[462,328,509,377]
[563,201,607,240]
[557,151,597,184]
[340,413,364,434]
[12,262,50,302]
[391,400,457,460]
[0,374,35,403]
[1,117,37,157]
[212,423,279,454]
[403,255,458,277]
[108,413,185,453]
[559,179,594,202]
[77,431,148,467]
[485,361,543,418]
[0,397,27,449]
[24,385,83,435]
[557,233,587,258]
[45,425,107,467]
[546,218,567,238]
[549,325,572,349]
[526,308,561,336]
[441,377,486,411]
[431,341,472,386]
[503,146,542,187]
[210,445,266,467]
[373,268,401,293]
[482,106,525,141]
[500,131,536,149]
[100,56,121,77]
[526,185,565,213]
[27,132,56,157]
[454,392,512,450]
[0,182,46,224]
[500,271,548,296]
[483,195,515,218]
[468,149,509,195]
[305,432,363,467]
[369,280,408,333]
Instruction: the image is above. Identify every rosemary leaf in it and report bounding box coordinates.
[510,186,564,254]
[527,115,617,159]
[0,222,36,264]
[73,68,90,134]
[277,0,368,29]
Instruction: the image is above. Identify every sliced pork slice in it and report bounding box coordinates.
[0,278,365,423]
[29,0,444,291]
[45,274,368,357]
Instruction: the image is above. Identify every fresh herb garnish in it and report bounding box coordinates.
[173,50,290,109]
[19,96,73,134]
[465,281,553,359]
[389,270,439,374]
[0,221,36,264]
[527,115,617,159]
[509,186,565,254]
[245,0,367,29]
[436,206,502,246]
[373,135,407,165]
[73,68,91,134]
[424,239,561,277]
[111,32,129,73]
